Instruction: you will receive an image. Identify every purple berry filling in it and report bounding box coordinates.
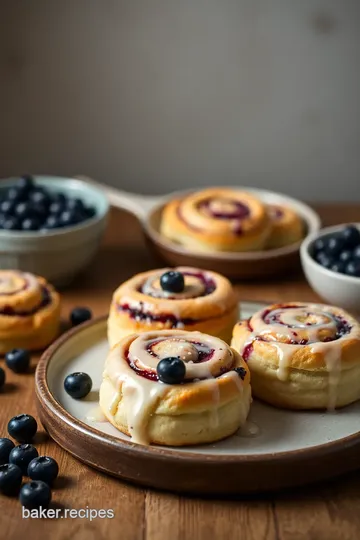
[0,287,50,317]
[198,198,250,220]
[118,303,197,327]
[261,305,351,344]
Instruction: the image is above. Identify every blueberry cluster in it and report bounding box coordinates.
[313,225,360,277]
[0,414,59,509]
[0,175,96,231]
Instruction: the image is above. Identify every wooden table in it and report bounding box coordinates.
[2,204,360,540]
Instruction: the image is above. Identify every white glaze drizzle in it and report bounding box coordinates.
[240,304,360,409]
[105,331,243,444]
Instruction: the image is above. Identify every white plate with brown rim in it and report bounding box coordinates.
[35,301,360,494]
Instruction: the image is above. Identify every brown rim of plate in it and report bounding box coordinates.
[35,315,360,465]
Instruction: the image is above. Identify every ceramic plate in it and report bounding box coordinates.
[35,302,360,494]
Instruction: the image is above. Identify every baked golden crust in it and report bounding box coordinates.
[160,188,271,252]
[231,302,360,410]
[266,204,304,249]
[100,330,251,446]
[108,266,238,347]
[0,270,61,353]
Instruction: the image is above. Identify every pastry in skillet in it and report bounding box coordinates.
[108,267,238,346]
[231,302,360,410]
[0,270,60,354]
[160,188,271,252]
[100,329,251,445]
[266,204,304,249]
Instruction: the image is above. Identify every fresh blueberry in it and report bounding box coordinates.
[32,203,48,219]
[42,215,61,230]
[9,444,39,475]
[2,216,21,230]
[0,199,15,215]
[315,252,333,269]
[156,357,186,384]
[18,175,34,192]
[353,246,360,260]
[28,456,59,485]
[64,372,93,399]
[29,189,50,206]
[84,206,96,219]
[7,187,24,203]
[14,201,34,219]
[8,414,38,443]
[51,192,67,205]
[21,217,41,231]
[70,307,92,326]
[330,262,346,274]
[345,261,360,277]
[325,236,344,257]
[20,480,51,509]
[66,198,84,212]
[59,209,79,227]
[341,225,360,248]
[0,367,5,389]
[314,237,326,253]
[49,201,65,216]
[339,250,353,263]
[160,271,185,293]
[5,348,31,373]
[0,438,15,465]
[0,463,22,495]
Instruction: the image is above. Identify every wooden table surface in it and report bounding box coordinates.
[2,204,360,540]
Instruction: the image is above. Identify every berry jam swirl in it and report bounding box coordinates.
[126,332,235,382]
[0,271,51,316]
[255,304,352,345]
[176,189,266,237]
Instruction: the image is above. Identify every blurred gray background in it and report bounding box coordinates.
[0,0,359,200]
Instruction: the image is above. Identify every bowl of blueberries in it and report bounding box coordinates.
[0,175,109,286]
[300,224,360,312]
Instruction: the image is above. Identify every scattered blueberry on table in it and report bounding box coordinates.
[160,271,185,293]
[313,224,360,277]
[0,463,23,496]
[156,357,186,384]
[8,414,38,443]
[64,372,93,399]
[9,444,39,475]
[5,349,30,373]
[0,175,96,231]
[20,480,51,509]
[0,367,5,389]
[27,456,59,485]
[0,438,15,465]
[70,307,93,327]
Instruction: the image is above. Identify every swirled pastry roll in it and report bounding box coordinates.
[231,302,360,410]
[160,188,271,252]
[0,271,60,354]
[108,267,238,346]
[266,204,304,249]
[100,330,251,446]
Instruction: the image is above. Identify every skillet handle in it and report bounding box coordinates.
[76,176,163,222]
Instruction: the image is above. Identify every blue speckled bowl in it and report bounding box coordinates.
[0,176,109,287]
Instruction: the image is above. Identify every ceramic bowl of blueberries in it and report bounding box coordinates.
[0,175,109,286]
[300,224,360,313]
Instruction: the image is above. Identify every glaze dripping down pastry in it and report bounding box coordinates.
[0,270,61,354]
[231,302,360,410]
[107,266,238,346]
[99,330,251,446]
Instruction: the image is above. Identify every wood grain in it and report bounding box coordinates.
[1,204,360,539]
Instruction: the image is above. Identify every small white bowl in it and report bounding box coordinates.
[0,176,109,287]
[300,223,360,313]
